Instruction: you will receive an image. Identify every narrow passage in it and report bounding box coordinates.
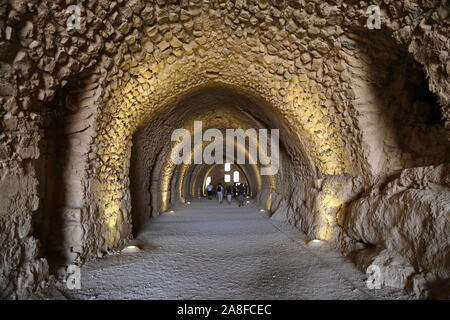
[51,200,410,300]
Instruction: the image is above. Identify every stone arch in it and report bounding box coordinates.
[1,0,449,298]
[128,83,297,237]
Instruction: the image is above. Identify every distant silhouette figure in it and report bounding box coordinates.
[216,183,224,204]
[226,185,233,204]
[232,183,237,198]
[206,182,214,200]
[237,183,246,207]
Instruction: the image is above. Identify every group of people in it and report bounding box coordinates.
[206,182,249,207]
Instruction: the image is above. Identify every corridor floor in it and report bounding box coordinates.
[42,200,411,300]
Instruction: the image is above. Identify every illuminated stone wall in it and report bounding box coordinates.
[0,0,449,298]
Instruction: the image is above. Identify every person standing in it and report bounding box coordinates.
[206,182,214,200]
[226,185,233,204]
[232,183,237,199]
[216,183,224,204]
[237,183,246,207]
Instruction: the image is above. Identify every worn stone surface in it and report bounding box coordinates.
[0,0,449,299]
[34,200,412,300]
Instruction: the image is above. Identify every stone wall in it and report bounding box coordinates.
[0,0,449,298]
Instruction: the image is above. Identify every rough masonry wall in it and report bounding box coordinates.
[130,90,293,227]
[0,0,449,298]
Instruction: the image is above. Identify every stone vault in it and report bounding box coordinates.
[0,0,449,299]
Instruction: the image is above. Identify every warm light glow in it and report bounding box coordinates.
[316,183,344,241]
[265,192,273,212]
[121,245,141,253]
[307,239,323,247]
[160,159,176,212]
[90,27,356,256]
[177,164,189,203]
[161,191,170,212]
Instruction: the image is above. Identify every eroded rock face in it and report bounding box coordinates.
[343,165,450,298]
[275,164,450,298]
[0,0,449,298]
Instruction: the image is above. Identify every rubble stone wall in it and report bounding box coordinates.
[0,0,449,298]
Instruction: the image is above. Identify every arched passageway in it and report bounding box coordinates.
[45,200,412,300]
[1,0,449,299]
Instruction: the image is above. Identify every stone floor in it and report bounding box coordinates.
[37,199,412,300]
